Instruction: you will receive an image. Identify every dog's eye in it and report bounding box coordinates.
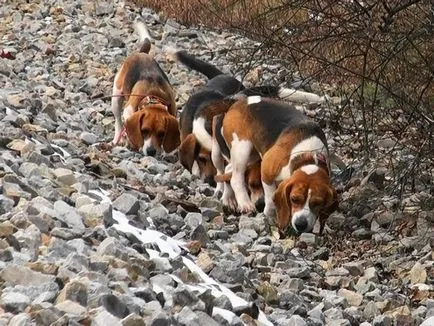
[290,195,304,205]
[142,128,150,137]
[156,131,165,139]
[310,198,323,208]
[197,156,208,164]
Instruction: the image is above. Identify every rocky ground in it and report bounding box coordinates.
[1,1,434,325]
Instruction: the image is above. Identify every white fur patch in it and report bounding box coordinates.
[262,182,276,217]
[290,136,326,161]
[193,117,213,151]
[163,46,180,62]
[276,162,291,182]
[135,21,151,42]
[123,104,135,121]
[278,88,327,104]
[247,96,261,105]
[300,164,319,175]
[111,75,124,144]
[230,134,255,212]
[191,161,200,177]
[142,138,152,154]
[291,189,316,233]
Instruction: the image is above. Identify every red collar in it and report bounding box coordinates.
[290,152,330,175]
[138,95,169,111]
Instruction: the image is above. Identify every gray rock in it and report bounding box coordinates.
[324,307,344,320]
[191,224,210,245]
[299,233,317,246]
[288,315,307,326]
[352,228,372,239]
[363,301,380,320]
[113,193,140,215]
[209,259,244,284]
[0,292,31,312]
[53,167,77,186]
[93,307,122,325]
[372,315,393,326]
[55,299,87,316]
[421,316,434,326]
[185,212,204,229]
[1,265,55,286]
[97,237,129,261]
[308,307,325,321]
[8,313,32,326]
[342,261,365,276]
[80,131,99,144]
[0,195,15,214]
[100,294,130,319]
[327,320,351,326]
[3,282,58,302]
[280,292,305,309]
[152,256,173,273]
[312,247,330,260]
[121,313,146,326]
[287,267,311,278]
[53,200,86,233]
[78,202,112,225]
[57,279,88,306]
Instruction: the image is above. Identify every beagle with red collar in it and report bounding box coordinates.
[111,22,179,156]
[212,96,338,234]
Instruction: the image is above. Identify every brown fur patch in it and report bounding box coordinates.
[222,100,254,144]
[179,134,199,171]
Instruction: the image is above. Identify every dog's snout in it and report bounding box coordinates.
[204,175,216,188]
[147,147,157,156]
[255,196,265,212]
[293,218,308,233]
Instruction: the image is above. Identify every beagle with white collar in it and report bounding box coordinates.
[174,50,244,187]
[213,96,338,234]
[111,22,179,156]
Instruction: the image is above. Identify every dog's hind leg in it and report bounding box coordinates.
[112,72,124,145]
[229,134,255,213]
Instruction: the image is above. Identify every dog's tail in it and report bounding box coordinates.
[233,86,329,104]
[134,21,152,54]
[167,49,224,79]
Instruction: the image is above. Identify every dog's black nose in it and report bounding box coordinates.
[147,147,157,156]
[255,196,265,212]
[204,175,216,188]
[294,218,308,233]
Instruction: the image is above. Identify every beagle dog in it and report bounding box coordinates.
[174,50,244,187]
[212,96,338,234]
[111,22,179,156]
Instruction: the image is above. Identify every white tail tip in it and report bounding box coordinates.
[162,46,180,62]
[134,21,151,42]
[278,88,329,104]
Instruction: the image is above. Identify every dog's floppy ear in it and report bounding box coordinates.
[273,179,293,231]
[179,133,200,171]
[125,111,146,151]
[163,115,180,153]
[318,185,338,234]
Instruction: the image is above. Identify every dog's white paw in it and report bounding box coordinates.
[237,200,255,214]
[263,204,276,218]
